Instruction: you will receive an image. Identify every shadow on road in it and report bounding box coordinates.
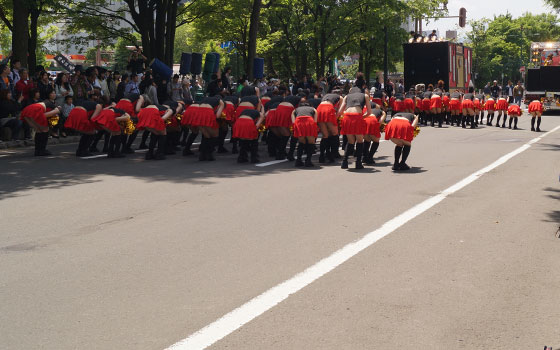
[543,187,560,224]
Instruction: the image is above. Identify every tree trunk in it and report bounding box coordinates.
[164,0,178,67]
[12,0,29,67]
[246,0,262,80]
[28,8,40,75]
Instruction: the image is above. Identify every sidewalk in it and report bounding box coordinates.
[0,135,80,150]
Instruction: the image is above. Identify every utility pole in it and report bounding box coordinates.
[383,25,388,88]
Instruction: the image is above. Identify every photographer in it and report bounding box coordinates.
[128,47,147,78]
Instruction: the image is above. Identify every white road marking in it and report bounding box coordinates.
[164,124,560,350]
[255,159,288,167]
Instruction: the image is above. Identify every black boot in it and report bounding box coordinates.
[362,141,371,163]
[341,135,348,154]
[438,113,443,128]
[287,136,298,161]
[145,133,158,160]
[536,117,542,132]
[231,138,239,154]
[304,142,314,167]
[513,117,518,129]
[462,115,467,128]
[488,112,494,126]
[400,145,411,170]
[138,130,150,149]
[496,114,502,127]
[267,132,277,157]
[217,127,228,153]
[155,135,167,160]
[237,140,249,163]
[531,117,536,131]
[276,136,289,160]
[295,142,304,167]
[430,113,435,127]
[183,132,198,156]
[355,142,364,169]
[446,112,451,125]
[34,132,51,156]
[366,141,379,164]
[250,140,260,163]
[76,134,87,157]
[124,131,138,153]
[102,132,110,153]
[164,132,176,155]
[89,131,103,152]
[508,117,513,129]
[120,134,128,153]
[330,135,341,159]
[341,143,354,169]
[206,137,216,161]
[392,145,403,171]
[318,138,328,163]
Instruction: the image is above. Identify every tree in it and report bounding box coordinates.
[63,0,218,67]
[467,13,560,87]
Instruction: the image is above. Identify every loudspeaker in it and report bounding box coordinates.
[180,53,191,75]
[526,68,540,92]
[539,66,560,91]
[212,52,220,73]
[253,57,264,79]
[404,42,448,91]
[203,53,217,82]
[191,53,203,75]
[149,58,173,79]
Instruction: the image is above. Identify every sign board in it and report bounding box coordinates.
[54,54,76,73]
[519,66,525,72]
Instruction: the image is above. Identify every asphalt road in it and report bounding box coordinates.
[1,114,559,350]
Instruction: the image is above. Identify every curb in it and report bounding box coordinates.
[0,136,80,149]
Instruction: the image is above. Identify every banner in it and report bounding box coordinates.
[54,54,76,73]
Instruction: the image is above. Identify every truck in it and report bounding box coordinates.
[403,40,472,92]
[525,42,560,111]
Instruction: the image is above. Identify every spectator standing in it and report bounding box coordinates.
[54,72,74,107]
[108,71,119,101]
[98,68,110,97]
[70,67,87,100]
[0,64,14,96]
[513,81,524,106]
[505,80,514,103]
[15,68,34,100]
[9,59,21,85]
[490,80,500,99]
[206,74,222,97]
[157,77,169,103]
[128,48,147,77]
[116,73,128,101]
[182,78,193,103]
[125,74,140,95]
[0,89,25,140]
[221,67,232,92]
[483,82,491,95]
[373,77,382,91]
[37,71,54,100]
[169,74,183,102]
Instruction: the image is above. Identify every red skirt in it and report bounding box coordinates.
[316,103,337,124]
[92,110,121,132]
[372,98,383,107]
[421,99,431,111]
[507,104,521,116]
[443,95,450,108]
[484,100,496,111]
[20,103,48,127]
[190,107,219,129]
[181,106,197,126]
[393,100,404,112]
[115,100,135,117]
[137,108,165,131]
[293,116,318,137]
[461,99,474,110]
[65,108,96,132]
[496,99,508,111]
[403,98,415,110]
[224,103,236,121]
[265,109,275,128]
[449,99,461,111]
[528,101,543,113]
[341,112,366,135]
[232,117,258,139]
[268,104,294,128]
[384,118,414,142]
[474,99,482,110]
[364,116,381,138]
[234,105,255,123]
[430,96,443,109]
